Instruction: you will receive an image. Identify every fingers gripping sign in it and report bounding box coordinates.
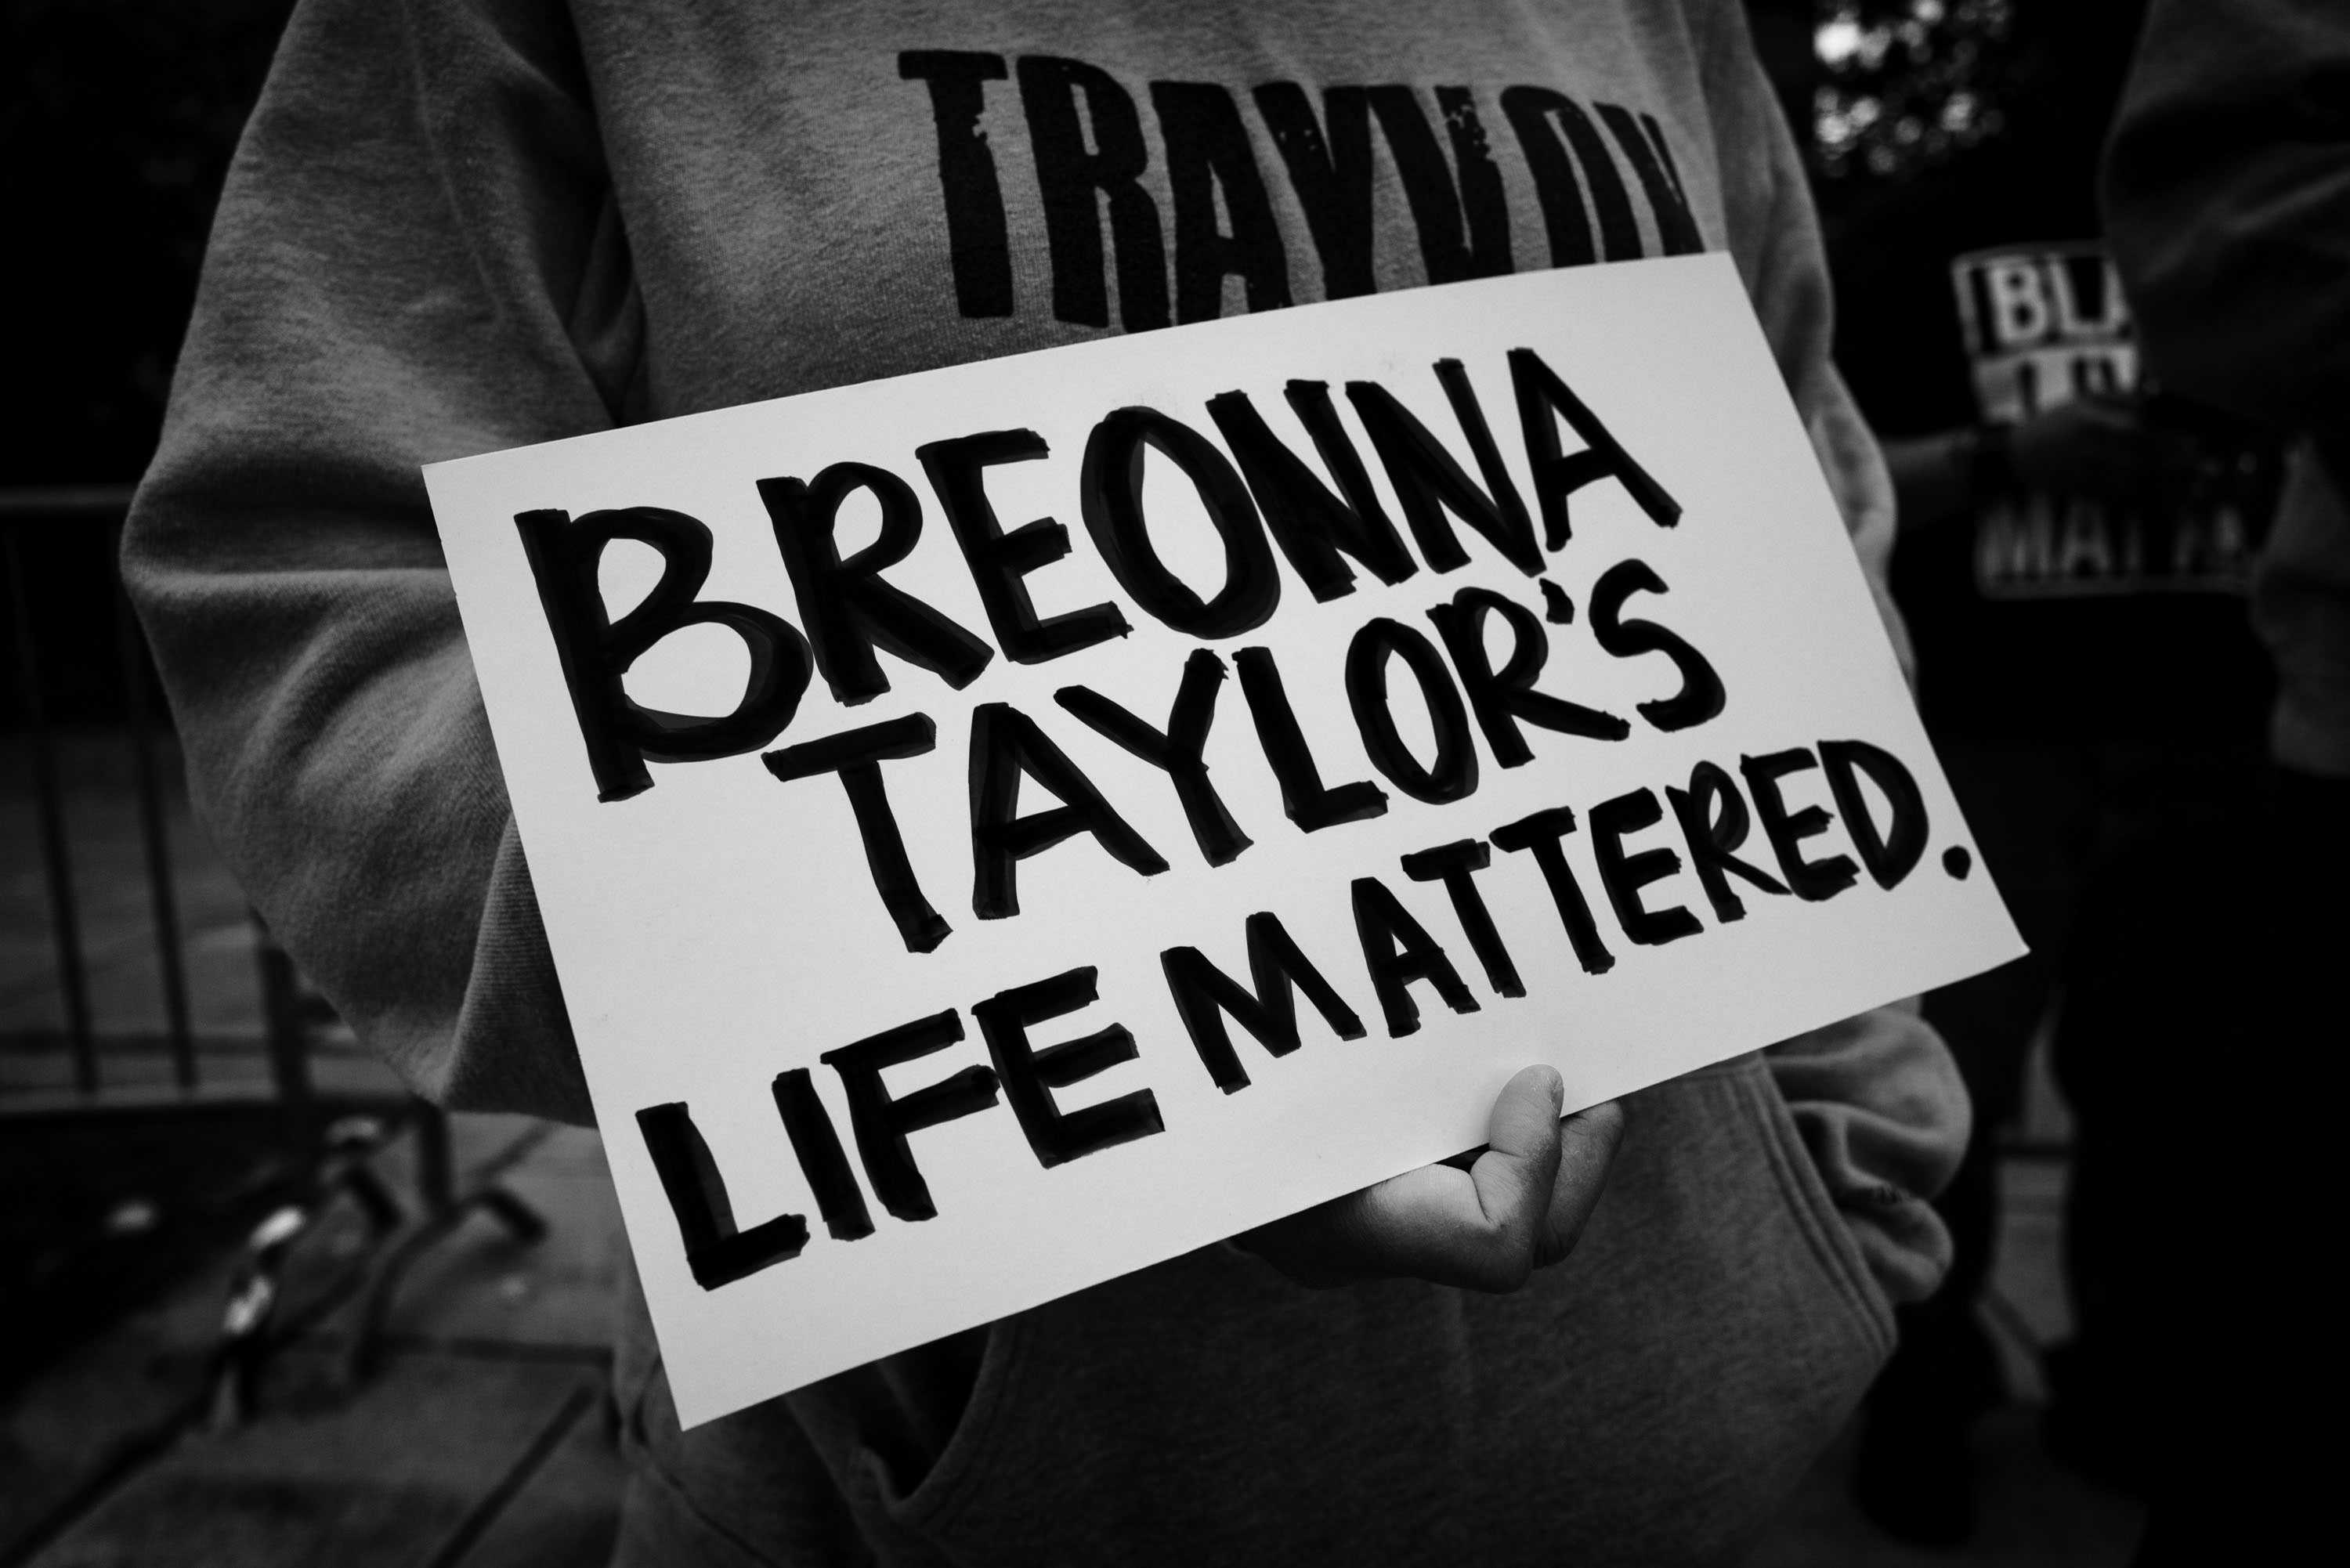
[1238,1066,1628,1292]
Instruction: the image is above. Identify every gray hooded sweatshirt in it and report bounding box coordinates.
[125,0,1967,1562]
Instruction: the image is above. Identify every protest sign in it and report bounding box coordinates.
[427,253,2022,1427]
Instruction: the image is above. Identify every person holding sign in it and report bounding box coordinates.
[2102,1,2350,1559]
[125,0,1972,1563]
[1760,1,2277,1541]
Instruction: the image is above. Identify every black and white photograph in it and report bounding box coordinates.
[3,2,2340,1563]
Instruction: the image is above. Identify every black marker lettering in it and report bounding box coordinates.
[1428,585,1629,765]
[821,1010,1001,1223]
[1588,559,1725,731]
[1351,875,1480,1036]
[1206,385,1415,601]
[1056,649,1251,866]
[758,464,994,706]
[1588,786,1703,945]
[1820,739,1929,889]
[918,428,1131,664]
[516,508,812,803]
[1740,748,1860,901]
[635,1102,809,1288]
[973,966,1164,1166]
[1079,406,1281,638]
[1161,911,1366,1093]
[1436,357,1542,560]
[1234,646,1389,832]
[1666,759,1787,922]
[1508,347,1682,547]
[1491,805,1616,974]
[763,715,950,954]
[1346,617,1478,804]
[1401,838,1524,996]
[969,703,1169,919]
[772,1068,874,1242]
[1347,370,1541,575]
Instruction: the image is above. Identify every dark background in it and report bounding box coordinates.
[1,0,293,724]
[3,0,293,487]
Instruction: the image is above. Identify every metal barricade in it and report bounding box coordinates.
[4,482,365,1111]
[4,486,179,1095]
[0,483,542,1417]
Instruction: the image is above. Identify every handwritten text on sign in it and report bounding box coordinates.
[428,256,2021,1427]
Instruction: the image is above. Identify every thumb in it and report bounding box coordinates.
[1459,1064,1568,1274]
[1534,1099,1627,1268]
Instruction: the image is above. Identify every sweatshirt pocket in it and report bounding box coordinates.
[864,1313,1036,1534]
[1724,1054,1900,1357]
[861,1062,1900,1567]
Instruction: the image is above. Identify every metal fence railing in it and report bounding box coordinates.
[0,482,544,1420]
[3,486,168,1092]
[2,485,357,1109]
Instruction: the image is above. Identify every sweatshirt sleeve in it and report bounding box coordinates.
[2103,0,2350,779]
[123,0,638,1125]
[2102,0,2350,435]
[1698,2,1965,1304]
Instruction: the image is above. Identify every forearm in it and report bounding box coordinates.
[125,0,625,1124]
[1881,430,1983,535]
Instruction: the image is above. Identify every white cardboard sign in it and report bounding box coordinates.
[427,255,2021,1428]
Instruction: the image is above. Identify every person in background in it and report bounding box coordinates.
[123,2,1966,1563]
[2104,2,2349,1559]
[1750,0,2277,1545]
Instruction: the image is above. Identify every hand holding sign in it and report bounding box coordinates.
[427,255,2021,1426]
[1238,1068,1627,1292]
